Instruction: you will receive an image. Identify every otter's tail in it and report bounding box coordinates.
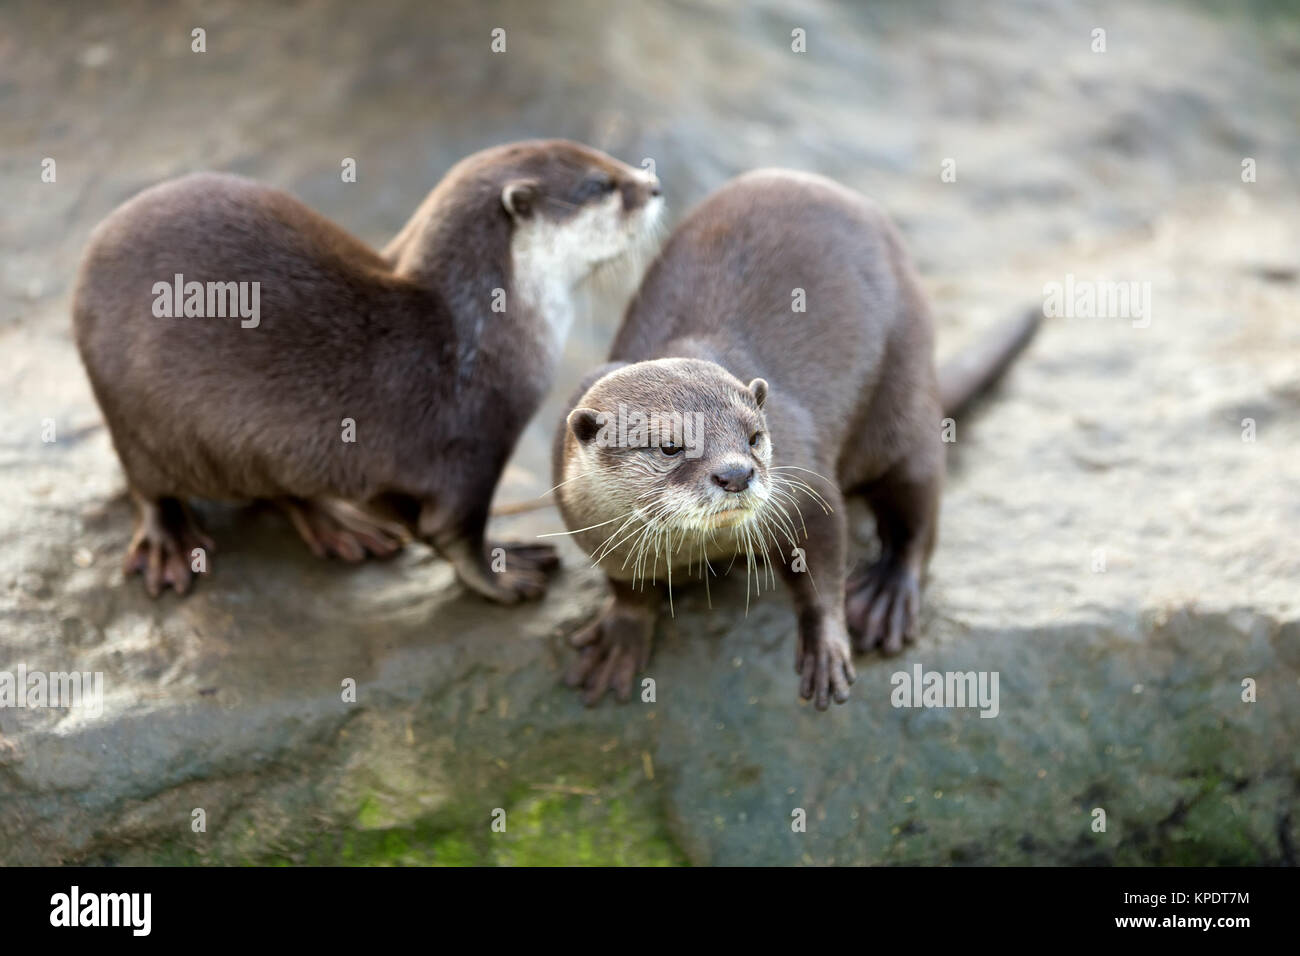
[938,306,1043,417]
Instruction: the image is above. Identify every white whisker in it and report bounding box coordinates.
[538,508,636,538]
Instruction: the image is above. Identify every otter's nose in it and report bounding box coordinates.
[624,178,662,209]
[712,465,754,493]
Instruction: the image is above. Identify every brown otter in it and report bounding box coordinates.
[553,169,1040,708]
[73,140,663,601]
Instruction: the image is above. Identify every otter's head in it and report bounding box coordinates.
[565,359,776,545]
[389,140,662,295]
[488,139,663,288]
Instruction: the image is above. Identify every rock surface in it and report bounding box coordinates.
[1,0,1297,864]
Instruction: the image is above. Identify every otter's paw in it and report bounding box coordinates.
[795,621,856,710]
[464,541,559,603]
[123,499,215,598]
[282,498,408,563]
[444,538,558,604]
[493,541,560,574]
[564,602,653,706]
[466,565,550,604]
[846,561,920,655]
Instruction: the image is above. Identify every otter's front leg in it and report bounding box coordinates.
[846,451,940,655]
[565,578,661,705]
[420,498,559,604]
[776,484,856,710]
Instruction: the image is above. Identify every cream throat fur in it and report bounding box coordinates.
[511,167,663,358]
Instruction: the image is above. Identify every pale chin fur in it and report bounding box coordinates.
[649,478,770,534]
[510,188,664,357]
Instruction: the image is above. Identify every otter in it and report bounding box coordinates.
[553,169,1040,708]
[73,139,663,601]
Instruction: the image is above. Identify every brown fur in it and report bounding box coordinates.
[553,169,1040,707]
[74,139,661,600]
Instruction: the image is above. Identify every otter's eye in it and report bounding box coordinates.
[659,442,683,457]
[578,173,614,201]
[749,431,762,447]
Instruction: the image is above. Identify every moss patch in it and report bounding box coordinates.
[285,771,685,866]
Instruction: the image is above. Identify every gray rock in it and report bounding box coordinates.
[1,0,1298,864]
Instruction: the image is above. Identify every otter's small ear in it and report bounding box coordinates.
[502,179,539,219]
[748,378,769,409]
[568,407,603,445]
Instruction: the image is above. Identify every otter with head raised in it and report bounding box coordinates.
[553,169,1039,708]
[74,139,663,601]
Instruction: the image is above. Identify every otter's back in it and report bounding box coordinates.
[611,170,928,447]
[71,173,419,499]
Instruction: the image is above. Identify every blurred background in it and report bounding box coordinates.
[1,0,1298,865]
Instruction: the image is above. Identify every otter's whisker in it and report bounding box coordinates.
[774,477,831,510]
[740,519,756,613]
[759,511,781,590]
[770,475,832,515]
[805,559,821,598]
[540,469,595,498]
[753,511,779,591]
[598,512,644,561]
[664,524,675,618]
[769,472,833,513]
[596,500,671,572]
[770,464,836,486]
[542,196,580,211]
[761,496,800,550]
[767,484,810,538]
[591,508,649,563]
[698,534,714,609]
[620,506,665,577]
[624,501,680,585]
[539,507,636,538]
[600,502,665,561]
